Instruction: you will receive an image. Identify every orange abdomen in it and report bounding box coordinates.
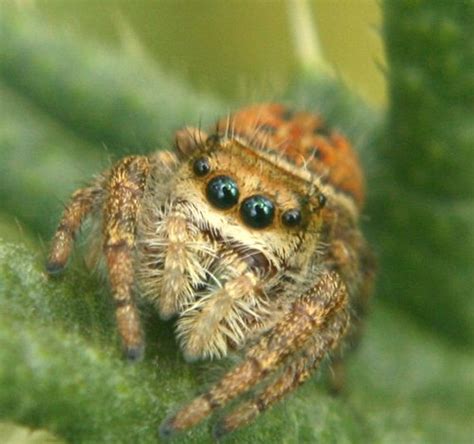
[219,104,365,208]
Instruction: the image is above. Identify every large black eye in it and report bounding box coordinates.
[282,209,302,227]
[206,175,239,209]
[193,157,211,177]
[240,195,275,229]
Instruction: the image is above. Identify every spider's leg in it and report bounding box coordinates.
[326,235,375,394]
[46,182,103,274]
[103,155,150,361]
[160,270,348,435]
[214,305,349,437]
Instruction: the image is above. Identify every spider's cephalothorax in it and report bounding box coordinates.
[47,103,375,437]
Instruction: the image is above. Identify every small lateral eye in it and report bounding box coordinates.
[318,193,327,208]
[206,175,239,209]
[281,208,302,227]
[193,157,211,177]
[206,134,221,146]
[240,195,275,229]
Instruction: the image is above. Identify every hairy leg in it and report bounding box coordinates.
[215,307,350,436]
[160,270,349,436]
[102,155,150,361]
[46,181,103,274]
[326,235,375,393]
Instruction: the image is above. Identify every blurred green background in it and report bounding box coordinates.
[0,1,473,443]
[36,0,386,105]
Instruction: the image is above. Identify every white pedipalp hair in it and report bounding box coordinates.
[176,269,272,361]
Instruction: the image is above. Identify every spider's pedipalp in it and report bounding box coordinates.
[160,270,349,435]
[176,264,265,361]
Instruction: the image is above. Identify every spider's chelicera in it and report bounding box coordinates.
[46,103,375,438]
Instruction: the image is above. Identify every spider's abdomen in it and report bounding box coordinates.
[217,104,365,208]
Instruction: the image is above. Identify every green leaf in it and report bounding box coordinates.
[1,242,472,443]
[0,422,64,444]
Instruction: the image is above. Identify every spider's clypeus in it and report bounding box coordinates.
[46,103,375,437]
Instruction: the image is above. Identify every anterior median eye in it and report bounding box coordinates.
[206,176,240,209]
[240,195,275,229]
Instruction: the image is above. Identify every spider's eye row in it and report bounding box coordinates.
[193,157,211,177]
[206,175,240,209]
[240,195,275,229]
[281,208,302,227]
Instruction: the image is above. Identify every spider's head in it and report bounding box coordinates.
[172,130,328,275]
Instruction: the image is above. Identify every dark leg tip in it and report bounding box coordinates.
[158,417,176,439]
[45,261,65,276]
[213,421,230,440]
[124,344,145,362]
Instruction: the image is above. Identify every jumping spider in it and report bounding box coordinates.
[47,104,375,437]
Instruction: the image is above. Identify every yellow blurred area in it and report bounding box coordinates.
[36,0,386,105]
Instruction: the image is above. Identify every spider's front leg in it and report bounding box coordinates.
[160,270,350,437]
[216,305,349,437]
